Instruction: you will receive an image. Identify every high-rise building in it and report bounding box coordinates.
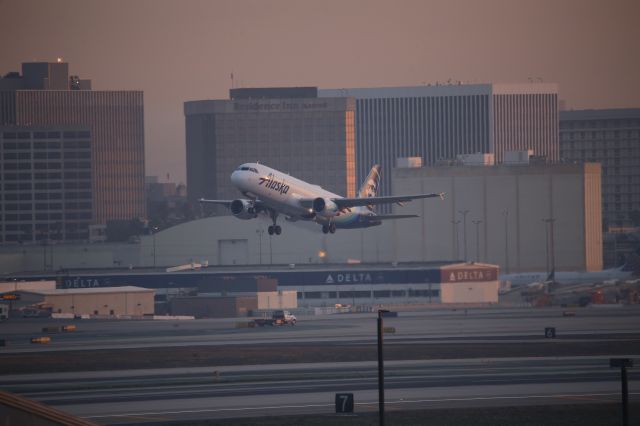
[1,126,93,243]
[185,87,355,207]
[0,62,145,226]
[559,109,640,230]
[320,84,558,210]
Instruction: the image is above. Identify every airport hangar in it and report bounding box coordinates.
[12,262,500,307]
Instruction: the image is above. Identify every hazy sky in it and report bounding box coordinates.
[1,0,639,183]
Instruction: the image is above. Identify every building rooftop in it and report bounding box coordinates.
[12,286,154,295]
[559,108,640,120]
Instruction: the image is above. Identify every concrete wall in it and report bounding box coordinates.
[0,280,55,293]
[44,291,154,316]
[170,295,257,318]
[440,281,499,304]
[0,216,395,273]
[257,291,297,310]
[393,164,602,273]
[0,164,602,275]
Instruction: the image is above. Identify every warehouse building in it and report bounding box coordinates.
[3,286,155,316]
[10,262,500,309]
[281,262,499,307]
[391,160,602,273]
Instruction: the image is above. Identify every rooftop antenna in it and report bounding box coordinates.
[230,72,234,89]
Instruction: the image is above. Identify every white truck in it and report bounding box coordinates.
[253,310,297,326]
[0,303,8,321]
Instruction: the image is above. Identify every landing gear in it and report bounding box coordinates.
[268,225,282,235]
[267,210,282,236]
[322,223,337,234]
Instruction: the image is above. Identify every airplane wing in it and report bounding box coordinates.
[372,214,419,220]
[199,198,269,214]
[199,198,234,207]
[333,192,445,209]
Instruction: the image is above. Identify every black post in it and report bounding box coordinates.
[610,358,633,426]
[377,309,388,426]
[622,365,629,426]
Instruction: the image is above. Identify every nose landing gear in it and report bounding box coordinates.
[267,209,282,235]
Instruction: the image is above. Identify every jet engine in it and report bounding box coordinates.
[230,199,258,220]
[312,197,338,217]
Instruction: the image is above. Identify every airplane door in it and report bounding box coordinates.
[218,239,249,265]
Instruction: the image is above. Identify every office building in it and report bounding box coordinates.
[320,84,558,211]
[1,126,93,243]
[0,61,145,226]
[184,87,356,207]
[559,108,640,229]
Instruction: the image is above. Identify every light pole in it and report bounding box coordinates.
[472,219,482,262]
[458,209,469,260]
[152,226,159,268]
[256,229,264,265]
[377,309,390,426]
[451,220,461,260]
[543,218,556,279]
[502,209,510,274]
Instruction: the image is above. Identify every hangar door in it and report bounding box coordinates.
[218,239,249,265]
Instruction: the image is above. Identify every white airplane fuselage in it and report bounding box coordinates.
[500,267,632,286]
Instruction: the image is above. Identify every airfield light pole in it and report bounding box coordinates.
[458,209,470,260]
[451,220,461,260]
[543,218,556,277]
[377,309,390,426]
[502,209,510,274]
[256,229,264,265]
[151,226,159,268]
[472,219,482,262]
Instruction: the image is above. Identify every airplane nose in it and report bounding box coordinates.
[231,170,241,186]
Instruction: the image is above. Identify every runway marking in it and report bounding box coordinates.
[84,403,335,419]
[83,392,640,420]
[557,394,614,403]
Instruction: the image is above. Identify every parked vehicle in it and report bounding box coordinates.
[253,310,297,326]
[0,304,8,321]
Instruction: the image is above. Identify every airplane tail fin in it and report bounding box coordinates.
[358,164,381,199]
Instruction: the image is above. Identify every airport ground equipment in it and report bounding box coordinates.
[252,310,297,326]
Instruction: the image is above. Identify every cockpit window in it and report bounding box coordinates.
[237,166,259,173]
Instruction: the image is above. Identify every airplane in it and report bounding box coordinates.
[199,162,444,235]
[499,265,634,287]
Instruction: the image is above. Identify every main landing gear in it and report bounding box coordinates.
[268,225,281,235]
[267,209,282,235]
[322,223,336,234]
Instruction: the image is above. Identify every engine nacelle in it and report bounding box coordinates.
[230,199,258,220]
[312,197,338,217]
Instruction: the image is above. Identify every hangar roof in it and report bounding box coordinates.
[12,286,154,296]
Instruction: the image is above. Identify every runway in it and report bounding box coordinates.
[1,306,639,424]
[2,357,639,424]
[2,306,639,353]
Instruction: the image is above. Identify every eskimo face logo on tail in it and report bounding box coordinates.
[258,173,290,195]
